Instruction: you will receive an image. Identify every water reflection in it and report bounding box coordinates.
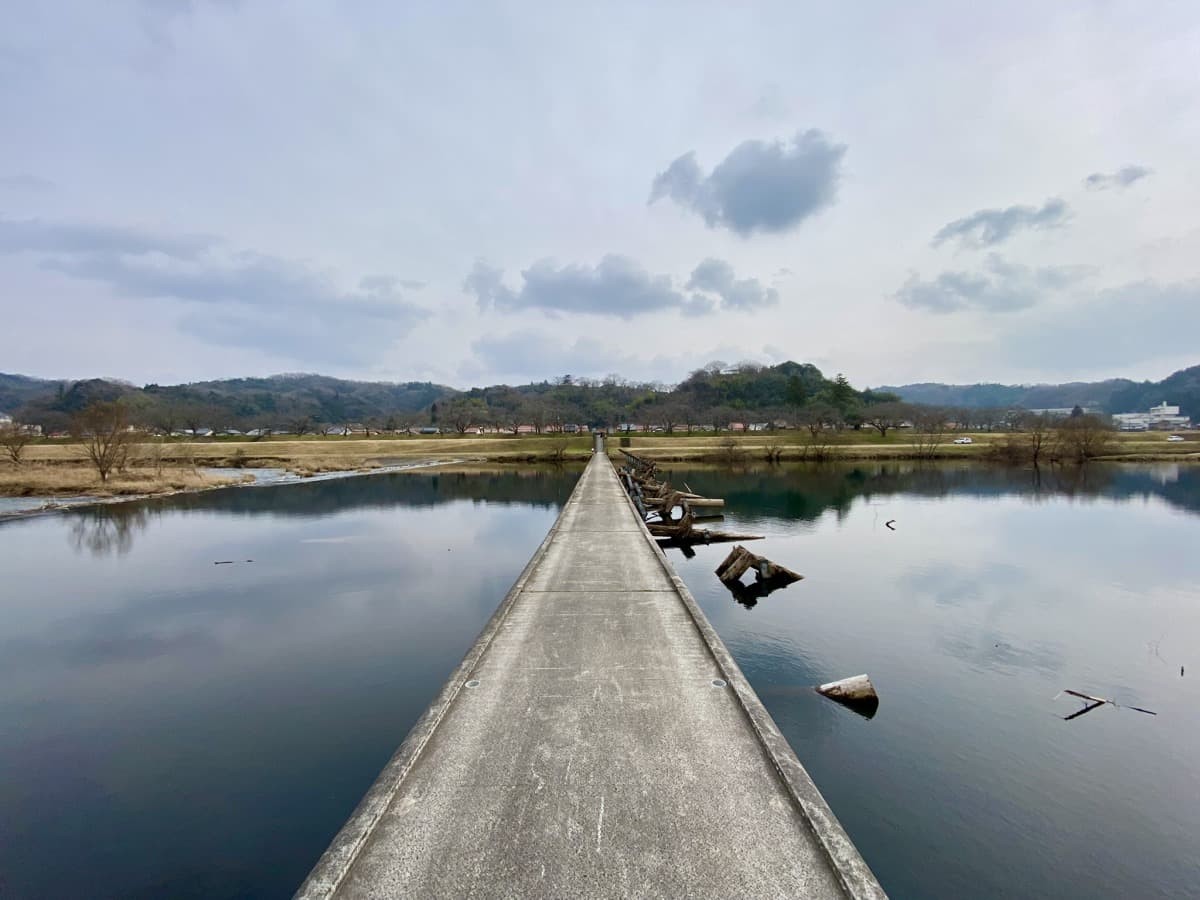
[663,461,1200,526]
[39,466,583,557]
[720,573,801,609]
[666,461,1200,900]
[67,505,151,557]
[0,467,579,899]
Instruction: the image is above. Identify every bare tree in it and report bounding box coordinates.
[707,405,735,432]
[150,401,182,436]
[912,408,948,460]
[526,398,548,434]
[0,419,36,465]
[797,401,840,437]
[653,398,685,434]
[502,403,527,434]
[71,401,134,483]
[718,436,747,465]
[289,415,316,436]
[179,402,208,436]
[444,397,489,434]
[863,401,911,438]
[998,413,1054,465]
[1054,414,1114,463]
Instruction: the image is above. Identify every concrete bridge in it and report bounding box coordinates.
[297,451,885,898]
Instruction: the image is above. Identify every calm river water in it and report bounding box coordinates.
[1,462,1198,898]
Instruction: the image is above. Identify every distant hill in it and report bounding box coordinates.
[5,372,456,433]
[6,361,1197,433]
[0,373,60,416]
[882,364,1200,417]
[1107,365,1200,419]
[144,373,453,423]
[2,361,877,433]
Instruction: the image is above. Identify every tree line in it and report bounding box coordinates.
[2,360,1120,470]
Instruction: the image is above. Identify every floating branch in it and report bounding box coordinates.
[655,531,765,547]
[1054,689,1157,721]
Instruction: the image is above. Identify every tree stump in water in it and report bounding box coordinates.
[715,545,803,586]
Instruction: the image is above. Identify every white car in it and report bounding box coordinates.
[1167,435,1186,442]
[952,437,973,445]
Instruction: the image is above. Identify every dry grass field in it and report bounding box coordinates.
[0,463,247,498]
[2,429,1195,499]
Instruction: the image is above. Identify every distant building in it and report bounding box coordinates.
[1026,407,1100,419]
[1112,401,1191,432]
[0,413,41,435]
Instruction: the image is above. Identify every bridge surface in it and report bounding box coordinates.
[297,454,885,898]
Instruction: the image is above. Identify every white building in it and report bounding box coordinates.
[1112,401,1191,431]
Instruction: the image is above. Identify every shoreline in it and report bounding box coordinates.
[0,458,475,524]
[3,434,1197,522]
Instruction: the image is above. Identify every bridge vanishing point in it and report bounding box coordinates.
[296,445,886,898]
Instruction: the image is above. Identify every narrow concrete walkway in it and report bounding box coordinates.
[297,455,885,899]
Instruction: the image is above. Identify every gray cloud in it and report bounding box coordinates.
[649,129,846,236]
[0,174,54,192]
[465,255,775,318]
[0,214,212,257]
[895,254,1089,314]
[1084,165,1152,191]
[931,198,1069,250]
[0,215,428,365]
[686,258,779,310]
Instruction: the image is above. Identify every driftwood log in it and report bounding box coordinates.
[715,545,803,586]
[616,452,760,545]
[714,545,803,607]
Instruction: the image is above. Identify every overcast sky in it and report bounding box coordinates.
[2,1,1198,389]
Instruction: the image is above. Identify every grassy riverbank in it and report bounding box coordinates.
[2,429,1196,499]
[0,464,248,498]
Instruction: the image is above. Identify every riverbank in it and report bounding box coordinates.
[0,464,250,499]
[0,458,473,521]
[6,430,1199,492]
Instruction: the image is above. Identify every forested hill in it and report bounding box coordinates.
[2,362,883,433]
[879,380,1134,411]
[1,372,454,433]
[882,364,1200,417]
[4,361,1198,432]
